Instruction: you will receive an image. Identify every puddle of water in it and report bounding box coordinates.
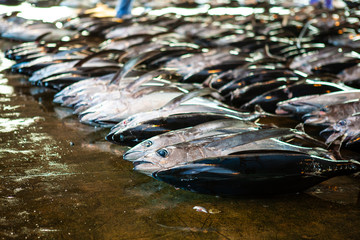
[0,85,14,95]
[0,117,44,133]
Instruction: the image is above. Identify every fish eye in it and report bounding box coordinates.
[143,140,153,147]
[119,134,124,141]
[338,120,347,126]
[156,149,169,158]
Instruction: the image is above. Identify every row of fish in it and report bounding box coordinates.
[2,0,360,196]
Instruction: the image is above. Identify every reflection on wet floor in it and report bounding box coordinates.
[0,44,360,240]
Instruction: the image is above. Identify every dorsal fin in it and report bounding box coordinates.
[205,128,294,149]
[124,69,167,93]
[161,88,215,111]
[115,50,163,81]
[74,49,126,68]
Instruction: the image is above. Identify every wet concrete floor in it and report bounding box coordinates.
[1,40,360,240]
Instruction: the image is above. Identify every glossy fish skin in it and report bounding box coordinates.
[290,47,341,73]
[107,88,258,144]
[106,112,250,146]
[311,60,360,75]
[74,85,211,125]
[229,78,299,107]
[153,152,359,196]
[108,96,255,133]
[56,70,168,109]
[205,63,287,89]
[181,60,250,83]
[280,43,326,59]
[275,90,360,117]
[123,119,259,161]
[163,48,248,82]
[10,47,89,75]
[241,80,351,113]
[304,100,360,126]
[337,64,360,88]
[78,90,184,127]
[218,70,303,96]
[5,43,45,60]
[53,73,117,105]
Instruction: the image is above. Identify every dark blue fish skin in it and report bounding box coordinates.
[241,81,350,113]
[229,78,298,107]
[154,151,359,196]
[218,70,303,96]
[311,60,360,75]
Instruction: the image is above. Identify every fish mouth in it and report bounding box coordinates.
[133,160,153,167]
[123,150,144,161]
[133,160,159,176]
[319,127,335,137]
[319,128,339,145]
[275,107,290,115]
[302,113,326,125]
[276,103,321,116]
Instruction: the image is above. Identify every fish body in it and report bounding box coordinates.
[78,90,184,127]
[218,69,302,96]
[230,77,299,107]
[133,128,328,175]
[241,80,350,113]
[276,90,360,117]
[107,111,255,145]
[153,152,359,196]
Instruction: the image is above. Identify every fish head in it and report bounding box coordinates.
[123,150,144,161]
[118,116,136,128]
[123,139,155,161]
[332,118,350,132]
[132,160,159,176]
[133,145,188,174]
[320,118,350,145]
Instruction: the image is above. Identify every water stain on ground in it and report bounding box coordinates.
[0,41,360,240]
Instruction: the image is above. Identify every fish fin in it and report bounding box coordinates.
[161,88,215,111]
[294,123,305,133]
[264,44,286,62]
[117,50,162,81]
[205,128,294,149]
[74,49,126,68]
[35,32,51,42]
[124,69,167,92]
[291,129,328,148]
[325,132,346,146]
[110,68,122,84]
[331,143,343,159]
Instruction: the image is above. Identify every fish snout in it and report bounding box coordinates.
[275,106,291,115]
[123,150,144,161]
